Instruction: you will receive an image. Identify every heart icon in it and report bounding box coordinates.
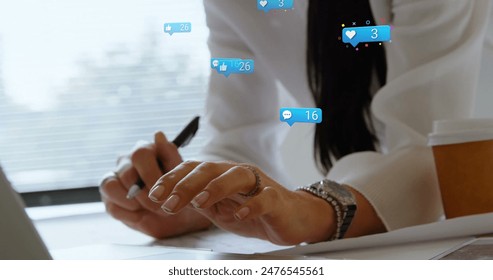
[259,0,268,7]
[345,30,356,40]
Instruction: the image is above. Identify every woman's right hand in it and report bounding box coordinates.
[99,131,212,239]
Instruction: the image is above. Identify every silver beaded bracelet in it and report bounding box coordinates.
[297,180,357,240]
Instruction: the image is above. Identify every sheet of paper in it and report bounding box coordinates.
[311,237,472,260]
[33,204,290,254]
[153,227,290,254]
[51,244,192,260]
[271,212,493,256]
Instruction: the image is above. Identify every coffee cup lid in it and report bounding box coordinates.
[428,119,493,146]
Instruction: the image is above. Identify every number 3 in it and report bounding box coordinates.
[371,28,378,39]
[279,0,284,7]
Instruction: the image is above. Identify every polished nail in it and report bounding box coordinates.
[161,195,180,213]
[148,185,165,202]
[234,207,250,220]
[191,191,210,208]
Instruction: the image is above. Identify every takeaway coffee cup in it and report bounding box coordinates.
[429,119,493,219]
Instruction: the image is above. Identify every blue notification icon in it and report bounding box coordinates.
[257,0,294,13]
[164,22,192,36]
[211,58,255,77]
[342,25,391,47]
[280,108,322,127]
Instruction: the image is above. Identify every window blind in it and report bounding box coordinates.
[0,0,210,192]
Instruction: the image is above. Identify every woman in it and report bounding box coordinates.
[100,0,491,245]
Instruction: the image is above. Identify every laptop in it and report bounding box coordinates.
[0,166,52,259]
[0,166,308,260]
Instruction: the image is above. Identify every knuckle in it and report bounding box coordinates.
[243,163,260,171]
[165,172,176,181]
[116,154,130,165]
[182,160,200,167]
[172,182,193,196]
[99,171,117,187]
[131,146,155,163]
[233,166,251,178]
[206,177,226,193]
[101,178,118,189]
[99,179,118,197]
[115,158,132,173]
[240,164,262,179]
[197,162,218,173]
[262,186,279,199]
[99,179,111,192]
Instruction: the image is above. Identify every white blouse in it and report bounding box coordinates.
[200,0,492,231]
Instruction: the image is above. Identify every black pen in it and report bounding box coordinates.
[126,116,200,199]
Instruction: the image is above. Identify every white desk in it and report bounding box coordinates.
[30,203,493,260]
[30,203,289,255]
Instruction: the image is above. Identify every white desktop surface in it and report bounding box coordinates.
[30,203,290,257]
[29,203,491,260]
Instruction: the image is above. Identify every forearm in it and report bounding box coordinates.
[345,187,386,238]
[295,185,385,244]
[294,190,337,244]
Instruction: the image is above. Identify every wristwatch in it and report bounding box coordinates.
[297,179,357,240]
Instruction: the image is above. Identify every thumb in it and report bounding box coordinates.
[154,131,183,172]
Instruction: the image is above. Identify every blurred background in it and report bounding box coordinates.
[0,0,210,192]
[0,1,492,194]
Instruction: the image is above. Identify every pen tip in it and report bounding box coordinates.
[126,191,135,200]
[126,184,142,200]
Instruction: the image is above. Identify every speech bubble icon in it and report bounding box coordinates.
[282,110,292,120]
[280,107,323,127]
[212,60,219,68]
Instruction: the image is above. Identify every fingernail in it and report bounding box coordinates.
[234,207,250,221]
[148,185,165,202]
[191,191,210,208]
[161,195,180,213]
[150,180,163,191]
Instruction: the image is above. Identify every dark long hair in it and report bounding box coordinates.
[307,0,387,175]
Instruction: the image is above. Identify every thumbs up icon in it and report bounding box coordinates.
[165,25,172,32]
[219,63,228,72]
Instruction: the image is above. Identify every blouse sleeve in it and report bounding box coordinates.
[328,0,492,230]
[199,0,292,185]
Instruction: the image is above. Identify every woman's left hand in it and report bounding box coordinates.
[147,161,336,245]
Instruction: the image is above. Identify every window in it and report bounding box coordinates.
[0,0,210,192]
